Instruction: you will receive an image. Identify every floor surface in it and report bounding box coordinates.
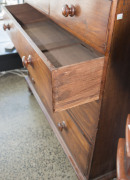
[0,74,77,180]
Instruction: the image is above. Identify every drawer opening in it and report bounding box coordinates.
[5,3,105,111]
[6,3,103,68]
[23,20,103,68]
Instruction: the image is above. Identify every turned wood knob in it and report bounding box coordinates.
[57,121,66,131]
[3,24,10,31]
[62,4,76,17]
[22,55,32,68]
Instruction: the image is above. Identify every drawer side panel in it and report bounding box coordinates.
[52,57,104,112]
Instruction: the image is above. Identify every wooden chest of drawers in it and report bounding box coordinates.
[2,0,130,179]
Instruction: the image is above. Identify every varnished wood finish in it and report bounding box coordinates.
[25,76,86,180]
[117,139,127,179]
[67,101,101,177]
[28,59,101,177]
[3,4,103,112]
[67,101,101,145]
[27,71,101,177]
[3,5,54,113]
[126,115,130,157]
[52,58,104,111]
[117,115,130,180]
[29,67,101,178]
[117,139,129,180]
[90,0,130,178]
[6,4,47,25]
[3,5,53,70]
[62,4,76,17]
[50,0,112,54]
[53,110,92,176]
[93,171,116,180]
[57,121,66,131]
[25,0,49,14]
[22,55,32,68]
[26,75,101,179]
[3,5,103,177]
[99,0,118,99]
[3,0,130,179]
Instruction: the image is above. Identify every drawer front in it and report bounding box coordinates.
[3,7,53,112]
[53,110,92,176]
[50,0,112,54]
[25,0,49,14]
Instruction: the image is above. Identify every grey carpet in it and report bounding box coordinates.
[0,74,77,180]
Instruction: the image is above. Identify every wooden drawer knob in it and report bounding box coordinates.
[22,55,32,68]
[3,24,10,31]
[57,121,66,131]
[62,4,76,17]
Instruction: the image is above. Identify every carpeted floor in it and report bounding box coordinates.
[0,74,77,180]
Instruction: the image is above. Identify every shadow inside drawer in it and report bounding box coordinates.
[6,3,103,68]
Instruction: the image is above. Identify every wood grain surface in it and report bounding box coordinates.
[3,1,130,179]
[126,115,130,157]
[3,6,54,71]
[3,4,104,112]
[6,4,47,25]
[50,0,112,54]
[25,76,87,180]
[52,57,104,111]
[117,114,130,180]
[53,110,92,176]
[117,138,130,180]
[90,0,130,178]
[67,101,101,145]
[3,6,102,177]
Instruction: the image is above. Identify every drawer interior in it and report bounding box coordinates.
[6,3,103,68]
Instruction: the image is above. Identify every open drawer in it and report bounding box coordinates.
[3,3,104,112]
